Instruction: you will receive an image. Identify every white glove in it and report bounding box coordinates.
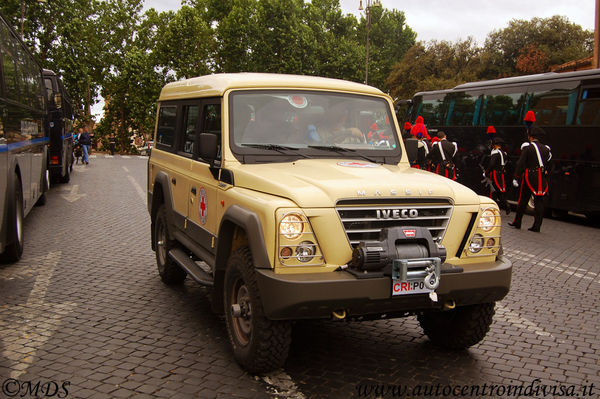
[512,179,519,188]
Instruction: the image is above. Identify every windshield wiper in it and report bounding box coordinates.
[241,143,311,158]
[307,145,379,164]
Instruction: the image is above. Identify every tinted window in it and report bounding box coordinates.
[529,88,576,126]
[156,105,177,146]
[203,104,221,133]
[0,22,19,102]
[576,87,600,126]
[482,92,525,126]
[447,92,479,126]
[416,94,447,126]
[182,105,199,154]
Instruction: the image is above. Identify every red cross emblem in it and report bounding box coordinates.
[198,187,207,224]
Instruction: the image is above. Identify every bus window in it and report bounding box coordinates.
[529,87,577,126]
[0,23,19,102]
[420,95,447,126]
[482,92,525,126]
[576,86,600,126]
[447,92,479,126]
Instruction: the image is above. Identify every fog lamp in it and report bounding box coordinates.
[296,241,316,262]
[469,234,484,253]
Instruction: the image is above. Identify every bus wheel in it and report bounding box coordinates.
[60,166,70,184]
[36,170,49,206]
[1,178,24,263]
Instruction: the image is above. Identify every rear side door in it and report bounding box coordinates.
[186,100,221,255]
[153,103,190,232]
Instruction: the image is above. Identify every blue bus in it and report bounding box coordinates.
[0,12,49,262]
[43,69,73,183]
[405,69,600,221]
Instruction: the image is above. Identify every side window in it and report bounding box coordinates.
[182,105,200,154]
[156,105,177,147]
[0,23,19,102]
[576,87,600,126]
[481,92,526,126]
[200,103,221,160]
[44,77,54,105]
[203,104,221,133]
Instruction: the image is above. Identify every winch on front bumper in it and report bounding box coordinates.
[255,226,512,320]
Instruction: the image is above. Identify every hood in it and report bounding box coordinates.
[230,159,480,208]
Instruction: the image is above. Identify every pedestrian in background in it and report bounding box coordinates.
[78,127,92,165]
[509,126,552,232]
[486,137,510,215]
[109,134,116,155]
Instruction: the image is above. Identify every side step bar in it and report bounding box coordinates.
[169,248,214,287]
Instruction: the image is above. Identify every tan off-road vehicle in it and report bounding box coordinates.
[147,73,511,373]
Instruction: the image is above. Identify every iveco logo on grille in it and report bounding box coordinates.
[376,209,419,219]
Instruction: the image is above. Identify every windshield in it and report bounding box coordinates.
[229,90,401,163]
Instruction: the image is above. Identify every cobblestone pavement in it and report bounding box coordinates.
[1,155,599,398]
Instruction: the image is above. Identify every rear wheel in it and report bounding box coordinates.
[60,165,70,183]
[1,178,24,263]
[153,205,186,284]
[224,246,291,373]
[417,302,495,349]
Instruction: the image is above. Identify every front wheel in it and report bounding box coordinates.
[224,247,291,373]
[1,178,24,263]
[417,302,495,349]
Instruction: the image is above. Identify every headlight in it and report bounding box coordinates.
[479,208,498,232]
[279,213,304,239]
[469,234,484,253]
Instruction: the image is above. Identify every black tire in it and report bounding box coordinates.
[36,170,49,206]
[153,205,187,284]
[417,302,495,349]
[224,246,291,373]
[1,178,24,263]
[60,165,70,184]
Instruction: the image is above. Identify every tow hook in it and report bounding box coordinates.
[332,309,347,320]
[444,300,456,310]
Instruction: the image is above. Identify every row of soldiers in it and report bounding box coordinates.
[404,111,552,232]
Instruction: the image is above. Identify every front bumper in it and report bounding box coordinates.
[256,256,511,320]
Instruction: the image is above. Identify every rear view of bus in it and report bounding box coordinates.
[0,13,49,262]
[43,69,74,183]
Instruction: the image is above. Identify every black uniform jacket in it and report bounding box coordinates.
[515,141,552,196]
[486,148,508,192]
[429,139,457,166]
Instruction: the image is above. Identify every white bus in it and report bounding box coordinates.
[0,12,49,262]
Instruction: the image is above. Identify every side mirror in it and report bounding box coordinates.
[199,133,219,165]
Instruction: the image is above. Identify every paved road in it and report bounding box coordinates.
[1,155,598,398]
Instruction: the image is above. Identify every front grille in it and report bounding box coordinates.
[335,199,453,247]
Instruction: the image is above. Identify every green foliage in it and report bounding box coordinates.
[2,2,592,154]
[483,15,593,77]
[386,38,482,101]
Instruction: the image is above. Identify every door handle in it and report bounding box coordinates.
[191,187,197,195]
[171,177,176,185]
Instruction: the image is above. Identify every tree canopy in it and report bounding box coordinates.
[0,2,593,152]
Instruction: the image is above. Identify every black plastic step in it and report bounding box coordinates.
[169,248,214,287]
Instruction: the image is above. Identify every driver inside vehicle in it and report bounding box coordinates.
[307,102,365,144]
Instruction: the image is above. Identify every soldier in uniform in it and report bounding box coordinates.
[509,126,552,232]
[486,137,510,214]
[429,131,458,180]
[415,132,431,170]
